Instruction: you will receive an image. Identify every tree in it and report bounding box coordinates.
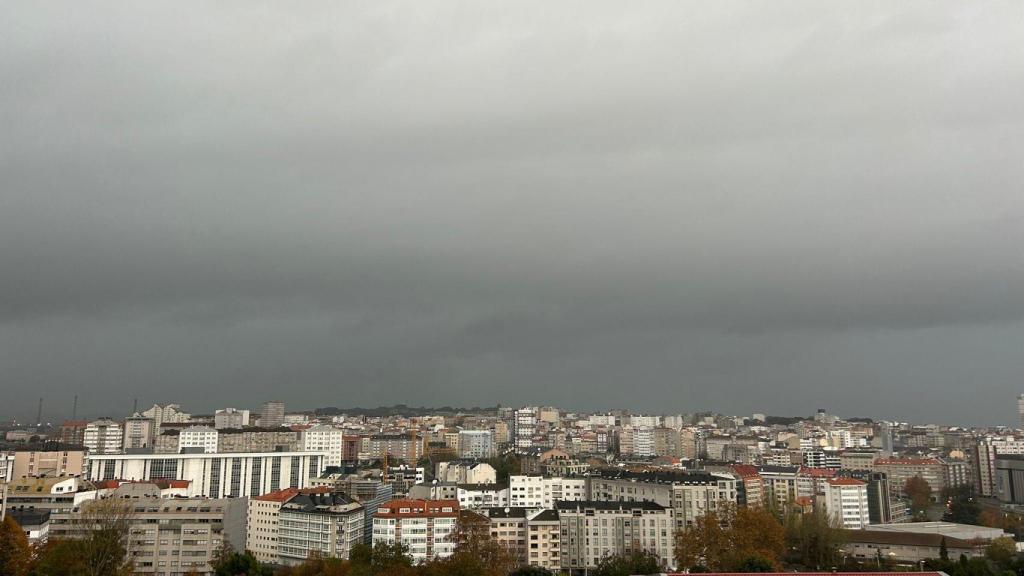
[508,567,552,576]
[676,506,785,572]
[943,486,980,525]
[421,517,518,576]
[591,550,664,576]
[940,536,949,561]
[905,476,933,519]
[33,498,136,576]
[733,555,776,573]
[485,454,521,483]
[784,508,845,569]
[0,515,32,576]
[209,544,274,576]
[986,537,1017,568]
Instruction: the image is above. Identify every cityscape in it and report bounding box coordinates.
[3,1,1023,576]
[5,400,1024,575]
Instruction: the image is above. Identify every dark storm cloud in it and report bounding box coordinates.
[1,1,1023,424]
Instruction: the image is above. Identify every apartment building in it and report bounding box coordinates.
[278,492,364,564]
[217,428,299,453]
[730,465,765,507]
[83,418,124,454]
[85,451,328,497]
[361,434,423,463]
[526,509,561,571]
[247,488,303,563]
[509,475,588,509]
[457,430,494,459]
[437,460,496,485]
[557,501,674,572]
[260,401,285,428]
[10,448,86,478]
[457,483,510,509]
[214,408,250,430]
[974,437,1024,497]
[371,499,459,563]
[123,415,156,450]
[179,426,219,454]
[587,470,737,529]
[872,458,945,499]
[2,476,99,515]
[823,477,870,529]
[141,404,191,428]
[514,408,538,452]
[49,483,245,575]
[301,425,344,468]
[57,421,88,446]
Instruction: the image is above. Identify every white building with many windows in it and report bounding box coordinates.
[509,475,587,509]
[179,426,219,454]
[83,419,123,454]
[371,499,459,563]
[85,451,329,498]
[823,477,870,529]
[301,425,344,468]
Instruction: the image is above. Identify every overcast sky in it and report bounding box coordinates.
[2,2,1023,425]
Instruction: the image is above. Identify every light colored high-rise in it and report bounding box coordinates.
[260,401,285,428]
[823,477,870,529]
[122,414,156,450]
[371,499,459,563]
[83,418,123,454]
[514,407,537,452]
[974,436,1024,496]
[1018,394,1024,429]
[301,424,344,468]
[557,501,675,571]
[141,404,191,428]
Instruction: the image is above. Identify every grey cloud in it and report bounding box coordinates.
[1,1,1023,424]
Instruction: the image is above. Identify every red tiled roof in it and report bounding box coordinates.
[255,488,301,502]
[376,499,460,517]
[731,465,760,478]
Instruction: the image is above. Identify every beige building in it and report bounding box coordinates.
[247,488,303,563]
[11,449,86,478]
[217,428,299,453]
[50,482,246,575]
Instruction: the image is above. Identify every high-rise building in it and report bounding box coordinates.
[122,414,155,450]
[557,501,675,571]
[260,401,285,428]
[514,407,537,453]
[141,404,191,428]
[179,426,219,453]
[301,425,344,468]
[277,492,364,565]
[974,436,1024,496]
[1018,395,1024,429]
[83,418,124,454]
[823,477,870,529]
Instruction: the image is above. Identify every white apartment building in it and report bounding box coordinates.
[141,404,191,428]
[619,426,655,457]
[509,475,587,509]
[514,408,538,452]
[179,426,219,454]
[278,492,364,564]
[85,451,329,498]
[823,477,870,529]
[458,430,495,459]
[437,461,497,485]
[457,484,510,509]
[302,425,344,468]
[372,500,459,563]
[83,419,123,454]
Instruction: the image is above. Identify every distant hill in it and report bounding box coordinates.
[314,404,500,417]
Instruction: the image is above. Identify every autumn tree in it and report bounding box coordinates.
[905,476,933,519]
[209,544,274,576]
[0,515,32,576]
[421,516,519,576]
[675,506,785,572]
[32,498,137,576]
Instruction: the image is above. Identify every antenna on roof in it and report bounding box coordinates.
[133,398,138,414]
[36,397,44,427]
[72,395,78,420]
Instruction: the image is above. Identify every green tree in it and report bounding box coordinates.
[209,544,273,576]
[508,567,551,576]
[940,536,949,561]
[0,515,32,576]
[986,537,1017,568]
[784,508,845,569]
[943,486,980,525]
[734,555,776,573]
